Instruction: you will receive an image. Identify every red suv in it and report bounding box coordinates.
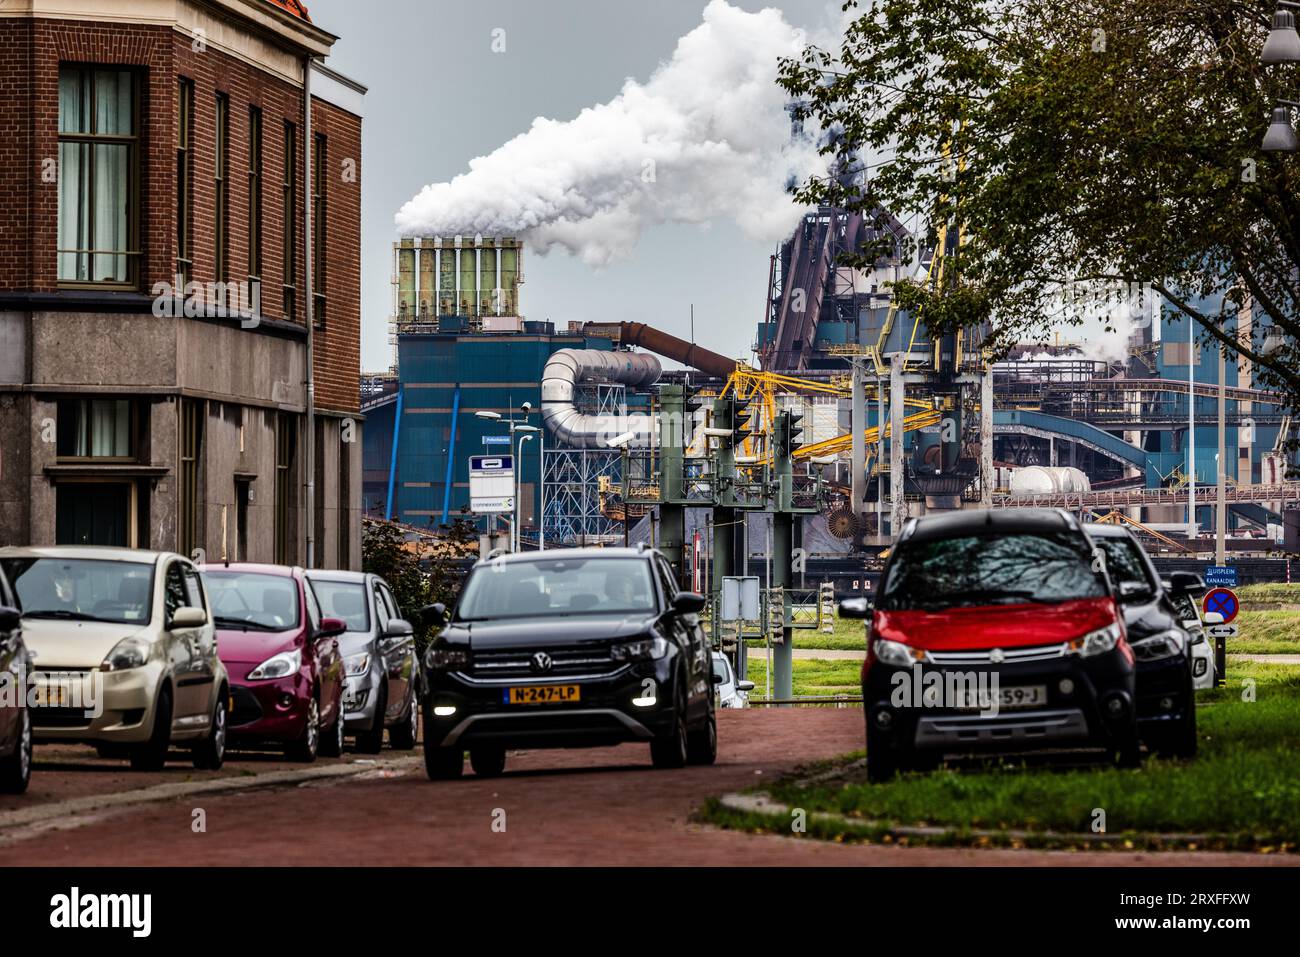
[200,564,346,762]
[841,508,1138,781]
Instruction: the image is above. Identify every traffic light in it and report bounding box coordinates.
[775,411,804,458]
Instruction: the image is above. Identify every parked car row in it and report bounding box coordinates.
[0,546,422,795]
[841,509,1208,782]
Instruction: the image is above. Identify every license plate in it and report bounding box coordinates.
[956,684,1047,711]
[33,680,74,707]
[503,684,580,705]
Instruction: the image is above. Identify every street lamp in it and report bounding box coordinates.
[607,430,637,547]
[513,426,539,551]
[1261,4,1300,151]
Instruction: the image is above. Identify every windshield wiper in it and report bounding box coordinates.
[922,588,1058,607]
[213,616,280,632]
[23,609,104,622]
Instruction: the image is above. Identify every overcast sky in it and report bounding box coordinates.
[307,0,843,372]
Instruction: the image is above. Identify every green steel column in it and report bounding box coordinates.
[397,239,415,317]
[499,237,520,315]
[479,237,497,317]
[439,239,455,315]
[458,241,477,318]
[655,386,686,585]
[418,239,436,317]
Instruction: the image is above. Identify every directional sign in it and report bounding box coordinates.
[482,435,511,446]
[1205,565,1239,588]
[1206,623,1239,639]
[469,455,515,514]
[1202,587,1240,625]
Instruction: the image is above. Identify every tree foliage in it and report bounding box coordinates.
[778,0,1299,406]
[360,518,476,652]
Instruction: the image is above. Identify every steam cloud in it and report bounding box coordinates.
[394,1,823,266]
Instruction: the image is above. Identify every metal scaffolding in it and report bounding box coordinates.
[540,382,627,546]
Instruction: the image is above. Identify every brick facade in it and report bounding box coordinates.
[0,1,363,567]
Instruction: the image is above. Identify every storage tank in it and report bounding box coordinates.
[458,241,477,317]
[479,237,497,316]
[1008,466,1092,495]
[499,237,520,315]
[418,239,436,317]
[439,238,456,315]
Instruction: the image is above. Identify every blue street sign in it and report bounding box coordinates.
[482,435,511,446]
[1205,565,1238,588]
[470,454,514,472]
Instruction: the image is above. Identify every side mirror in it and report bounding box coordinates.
[1202,611,1224,625]
[1118,580,1148,600]
[421,603,448,629]
[317,616,347,639]
[672,592,706,614]
[169,606,207,629]
[0,605,21,633]
[838,597,872,619]
[737,680,755,692]
[384,619,414,639]
[711,671,724,685]
[1167,571,1205,596]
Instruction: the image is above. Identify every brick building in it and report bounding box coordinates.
[0,0,365,568]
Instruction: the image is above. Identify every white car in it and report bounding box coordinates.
[711,651,754,708]
[0,546,229,770]
[1167,583,1217,690]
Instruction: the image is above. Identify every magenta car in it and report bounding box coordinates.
[200,564,346,762]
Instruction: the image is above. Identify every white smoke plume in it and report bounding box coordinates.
[394,1,824,266]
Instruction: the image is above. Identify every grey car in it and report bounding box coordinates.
[305,571,419,753]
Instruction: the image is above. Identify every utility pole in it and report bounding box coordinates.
[889,353,907,537]
[1217,342,1227,564]
[980,359,994,507]
[1188,314,1197,544]
[850,357,866,532]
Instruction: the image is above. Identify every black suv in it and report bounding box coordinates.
[1084,525,1198,758]
[419,547,716,780]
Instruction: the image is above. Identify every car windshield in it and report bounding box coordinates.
[1,557,154,625]
[879,531,1107,611]
[309,579,370,632]
[1091,536,1157,597]
[456,557,656,620]
[203,571,300,630]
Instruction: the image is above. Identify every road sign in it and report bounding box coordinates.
[469,454,514,515]
[1202,587,1240,625]
[482,435,511,446]
[1206,623,1239,639]
[1205,565,1239,588]
[721,576,760,620]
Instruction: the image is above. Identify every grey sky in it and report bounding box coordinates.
[307,0,842,372]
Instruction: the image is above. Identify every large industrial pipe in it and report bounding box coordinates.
[541,349,662,449]
[613,322,743,379]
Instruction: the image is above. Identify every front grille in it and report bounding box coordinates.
[30,707,92,729]
[926,642,1070,665]
[469,644,617,679]
[229,686,264,727]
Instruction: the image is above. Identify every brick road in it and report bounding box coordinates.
[0,708,1292,866]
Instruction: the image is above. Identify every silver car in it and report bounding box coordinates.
[305,571,419,752]
[711,651,754,708]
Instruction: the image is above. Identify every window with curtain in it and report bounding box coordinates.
[56,399,135,459]
[215,93,229,282]
[312,132,327,326]
[58,66,137,286]
[282,121,297,321]
[176,77,194,285]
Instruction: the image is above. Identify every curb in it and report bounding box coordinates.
[0,755,423,841]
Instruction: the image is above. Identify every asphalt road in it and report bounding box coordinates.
[0,709,1293,866]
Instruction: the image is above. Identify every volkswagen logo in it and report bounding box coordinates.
[530,651,553,674]
[988,648,1005,664]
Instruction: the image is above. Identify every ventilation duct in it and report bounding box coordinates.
[541,349,661,449]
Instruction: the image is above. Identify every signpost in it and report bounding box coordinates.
[1202,586,1238,690]
[469,454,514,515]
[1204,565,1239,588]
[1202,587,1240,624]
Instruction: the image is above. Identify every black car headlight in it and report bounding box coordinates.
[1130,629,1186,662]
[424,646,470,672]
[610,636,669,662]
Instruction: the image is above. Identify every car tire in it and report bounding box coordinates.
[686,707,717,765]
[319,700,345,758]
[650,680,689,770]
[469,747,506,777]
[354,684,386,755]
[1154,687,1198,760]
[424,745,464,781]
[866,724,901,783]
[289,697,320,763]
[388,693,418,751]
[129,685,173,772]
[0,707,32,795]
[191,691,228,770]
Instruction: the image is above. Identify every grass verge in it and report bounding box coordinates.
[701,661,1300,851]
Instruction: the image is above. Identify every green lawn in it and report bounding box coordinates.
[1238,583,1300,604]
[743,656,861,699]
[704,661,1300,851]
[1230,610,1300,655]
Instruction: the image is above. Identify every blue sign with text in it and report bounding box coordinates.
[482,435,511,446]
[1205,566,1238,588]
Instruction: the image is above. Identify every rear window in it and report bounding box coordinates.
[879,531,1107,611]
